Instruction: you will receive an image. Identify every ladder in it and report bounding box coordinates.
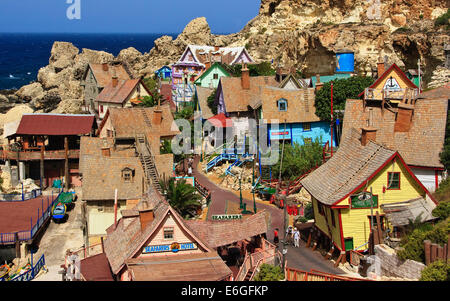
[135,133,162,193]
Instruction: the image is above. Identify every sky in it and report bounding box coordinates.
[0,0,261,34]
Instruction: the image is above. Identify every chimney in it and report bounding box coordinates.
[394,103,414,132]
[101,138,111,156]
[361,126,377,146]
[315,74,324,92]
[214,46,220,52]
[153,109,162,125]
[205,60,211,70]
[377,57,385,78]
[102,62,109,71]
[112,76,118,88]
[241,63,250,90]
[138,200,154,232]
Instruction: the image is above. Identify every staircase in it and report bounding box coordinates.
[135,134,162,193]
[205,153,238,173]
[225,154,253,176]
[139,108,152,128]
[243,267,256,281]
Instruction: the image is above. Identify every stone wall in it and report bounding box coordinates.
[374,244,425,280]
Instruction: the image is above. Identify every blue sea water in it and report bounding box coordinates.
[0,33,175,90]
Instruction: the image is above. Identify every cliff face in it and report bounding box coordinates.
[2,0,449,116]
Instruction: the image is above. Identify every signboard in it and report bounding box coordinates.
[350,194,378,209]
[211,214,242,221]
[383,77,401,91]
[269,128,291,140]
[143,242,197,254]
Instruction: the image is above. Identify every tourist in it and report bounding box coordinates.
[293,228,300,248]
[188,166,193,176]
[286,225,293,245]
[274,228,279,244]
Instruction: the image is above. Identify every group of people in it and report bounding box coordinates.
[273,226,300,248]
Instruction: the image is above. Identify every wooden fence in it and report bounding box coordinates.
[285,267,372,281]
[424,235,450,265]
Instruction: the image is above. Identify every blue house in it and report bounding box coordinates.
[155,66,172,80]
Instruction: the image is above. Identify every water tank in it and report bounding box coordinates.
[336,51,354,73]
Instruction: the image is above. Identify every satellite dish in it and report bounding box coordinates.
[357,192,372,201]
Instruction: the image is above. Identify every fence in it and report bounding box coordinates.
[194,177,211,204]
[1,254,46,281]
[0,191,62,245]
[423,237,450,265]
[285,267,371,281]
[0,189,42,202]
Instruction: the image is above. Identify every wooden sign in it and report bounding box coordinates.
[211,214,242,221]
[143,242,197,254]
[350,194,378,209]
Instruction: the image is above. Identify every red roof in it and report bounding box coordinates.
[358,63,418,98]
[15,114,95,136]
[80,253,114,281]
[160,83,176,111]
[207,113,233,128]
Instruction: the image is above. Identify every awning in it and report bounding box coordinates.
[207,113,233,128]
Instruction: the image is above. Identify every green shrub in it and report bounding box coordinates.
[206,88,217,115]
[304,202,314,220]
[434,9,450,28]
[420,260,450,281]
[297,216,308,223]
[432,200,450,220]
[253,264,284,281]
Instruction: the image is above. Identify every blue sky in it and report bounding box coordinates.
[0,0,260,34]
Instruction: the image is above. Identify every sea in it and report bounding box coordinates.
[0,33,175,90]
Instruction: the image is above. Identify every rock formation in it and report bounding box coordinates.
[2,0,449,117]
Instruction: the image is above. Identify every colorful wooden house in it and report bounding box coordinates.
[172,45,254,107]
[194,62,231,89]
[154,65,172,80]
[359,61,419,103]
[301,128,437,254]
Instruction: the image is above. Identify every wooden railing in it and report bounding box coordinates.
[66,242,104,262]
[285,267,372,281]
[194,177,211,203]
[0,149,80,161]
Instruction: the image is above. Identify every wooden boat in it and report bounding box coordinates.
[59,192,74,205]
[52,202,66,220]
[0,264,10,280]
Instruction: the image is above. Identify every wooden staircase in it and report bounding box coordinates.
[243,267,256,281]
[135,133,162,193]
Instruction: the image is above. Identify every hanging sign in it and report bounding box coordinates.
[143,242,197,254]
[350,194,378,209]
[211,214,242,221]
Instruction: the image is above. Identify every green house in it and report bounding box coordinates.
[194,62,231,89]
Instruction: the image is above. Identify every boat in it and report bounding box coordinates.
[0,264,10,280]
[52,202,66,220]
[59,192,74,205]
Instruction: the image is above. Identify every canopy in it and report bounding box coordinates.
[207,113,233,128]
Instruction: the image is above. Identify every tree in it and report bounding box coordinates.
[270,139,324,181]
[420,260,450,281]
[439,110,450,170]
[141,77,165,107]
[229,62,276,77]
[159,178,202,218]
[253,264,284,281]
[207,88,218,115]
[314,76,373,122]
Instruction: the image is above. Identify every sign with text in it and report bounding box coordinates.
[211,214,242,221]
[350,194,378,209]
[143,242,197,254]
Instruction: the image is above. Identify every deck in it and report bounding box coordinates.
[0,149,80,161]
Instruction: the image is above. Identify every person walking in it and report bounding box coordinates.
[274,228,279,244]
[293,228,300,248]
[286,225,293,245]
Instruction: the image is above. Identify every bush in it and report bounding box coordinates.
[304,202,314,220]
[207,88,217,115]
[432,200,450,220]
[434,9,450,28]
[253,264,284,281]
[296,216,309,223]
[420,260,450,281]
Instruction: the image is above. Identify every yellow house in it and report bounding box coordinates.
[359,62,419,103]
[301,128,437,253]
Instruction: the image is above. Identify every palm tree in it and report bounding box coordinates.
[160,177,202,218]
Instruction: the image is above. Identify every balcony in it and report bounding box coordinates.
[0,149,80,161]
[364,88,419,102]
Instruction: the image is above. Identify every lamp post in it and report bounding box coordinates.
[239,171,243,210]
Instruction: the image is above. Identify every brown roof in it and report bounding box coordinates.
[79,137,145,201]
[80,253,114,281]
[301,128,397,205]
[184,211,268,248]
[381,197,437,227]
[196,86,214,119]
[96,79,141,104]
[105,106,180,139]
[179,45,254,66]
[126,252,232,281]
[418,82,450,99]
[260,87,319,123]
[88,63,131,88]
[103,190,214,275]
[342,98,448,168]
[220,76,278,113]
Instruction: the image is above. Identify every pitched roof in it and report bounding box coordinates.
[418,82,450,99]
[96,79,142,104]
[88,63,131,88]
[195,86,215,119]
[260,86,319,123]
[220,76,278,113]
[184,211,268,248]
[278,74,307,90]
[177,45,254,66]
[13,114,95,137]
[207,113,233,128]
[103,190,213,275]
[341,98,448,168]
[80,253,114,281]
[126,252,232,281]
[194,62,231,85]
[381,197,437,227]
[301,128,398,205]
[358,63,418,97]
[101,106,180,139]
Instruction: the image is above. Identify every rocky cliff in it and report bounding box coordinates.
[1,0,449,118]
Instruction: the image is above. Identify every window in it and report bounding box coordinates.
[317,202,325,215]
[122,168,134,183]
[330,209,336,227]
[303,123,311,131]
[213,73,218,79]
[164,227,174,240]
[277,99,287,111]
[387,172,400,189]
[99,105,104,113]
[368,215,385,231]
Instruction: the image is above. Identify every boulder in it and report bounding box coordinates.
[15,82,45,102]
